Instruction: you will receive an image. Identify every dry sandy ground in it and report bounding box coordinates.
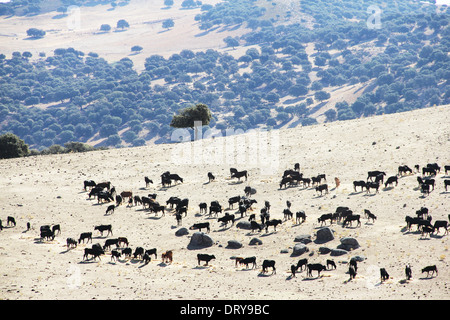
[0,105,449,301]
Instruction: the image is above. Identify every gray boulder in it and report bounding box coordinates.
[175,227,189,237]
[227,240,243,249]
[249,238,262,245]
[187,232,214,249]
[291,243,309,256]
[319,246,331,254]
[339,237,360,250]
[294,234,312,244]
[315,227,335,243]
[236,221,251,230]
[330,248,348,256]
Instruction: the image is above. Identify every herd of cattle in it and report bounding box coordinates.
[1,161,448,284]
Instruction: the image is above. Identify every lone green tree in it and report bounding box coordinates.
[0,133,29,159]
[170,103,212,140]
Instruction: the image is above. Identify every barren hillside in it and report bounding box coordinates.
[0,105,449,300]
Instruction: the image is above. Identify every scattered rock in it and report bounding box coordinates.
[249,238,262,245]
[175,227,189,237]
[330,248,348,256]
[236,221,251,230]
[294,234,312,244]
[226,240,242,249]
[339,237,360,250]
[187,232,214,249]
[315,227,334,243]
[319,246,331,254]
[291,243,309,256]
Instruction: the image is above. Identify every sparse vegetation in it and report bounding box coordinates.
[0,0,448,151]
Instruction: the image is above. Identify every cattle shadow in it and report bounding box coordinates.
[257,272,275,277]
[382,186,394,192]
[228,180,245,185]
[418,276,436,280]
[301,275,323,281]
[193,265,211,270]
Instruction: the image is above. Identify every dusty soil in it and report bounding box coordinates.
[0,105,449,300]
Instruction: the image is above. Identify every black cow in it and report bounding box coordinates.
[166,196,180,209]
[427,163,440,173]
[40,228,55,241]
[283,209,293,221]
[144,176,153,187]
[97,191,114,203]
[231,170,248,181]
[236,256,257,269]
[207,172,215,182]
[7,216,16,227]
[349,258,358,272]
[279,177,292,189]
[122,247,132,258]
[405,264,412,280]
[433,220,448,235]
[327,259,336,270]
[311,176,321,186]
[384,176,398,188]
[106,204,115,215]
[111,249,121,262]
[83,180,96,191]
[261,260,276,274]
[199,202,207,214]
[83,246,104,261]
[218,214,235,227]
[315,184,328,195]
[343,214,361,227]
[421,226,434,238]
[421,265,438,277]
[366,182,380,193]
[228,196,241,209]
[209,203,222,217]
[250,220,262,232]
[318,213,333,226]
[380,268,390,281]
[145,248,157,259]
[51,224,61,235]
[197,254,215,266]
[367,171,386,181]
[295,211,306,224]
[445,179,450,192]
[398,165,412,176]
[244,186,256,197]
[422,167,436,176]
[353,180,366,192]
[169,173,183,184]
[348,265,357,280]
[416,207,429,219]
[307,263,326,277]
[133,247,145,259]
[264,219,282,232]
[78,232,92,244]
[175,212,182,226]
[423,179,435,191]
[296,258,308,271]
[421,183,431,195]
[364,209,377,223]
[103,238,119,250]
[190,222,210,233]
[94,224,113,236]
[66,238,77,248]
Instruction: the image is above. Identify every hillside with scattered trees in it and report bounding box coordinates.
[0,0,449,152]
